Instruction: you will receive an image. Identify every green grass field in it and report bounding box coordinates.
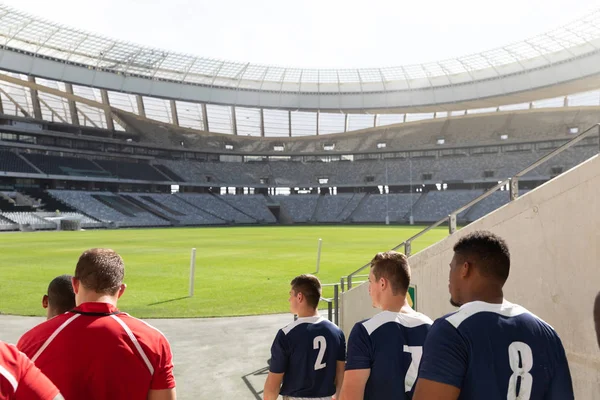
[0,226,447,318]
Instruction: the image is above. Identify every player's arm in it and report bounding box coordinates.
[263,372,284,400]
[413,379,460,400]
[545,337,574,400]
[149,335,176,399]
[148,388,176,400]
[339,323,372,400]
[14,351,63,400]
[338,369,370,400]
[264,330,288,400]
[412,319,467,400]
[334,360,345,398]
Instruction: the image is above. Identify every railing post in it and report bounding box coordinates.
[347,275,352,290]
[510,177,519,201]
[328,301,333,322]
[449,214,457,234]
[340,277,345,292]
[405,241,412,257]
[334,284,339,326]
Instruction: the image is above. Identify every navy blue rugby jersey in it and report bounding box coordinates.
[417,300,574,400]
[346,310,433,399]
[269,316,346,398]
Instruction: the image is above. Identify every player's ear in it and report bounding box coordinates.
[460,260,472,278]
[71,277,80,295]
[42,294,48,309]
[117,283,127,299]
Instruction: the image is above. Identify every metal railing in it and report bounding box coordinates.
[345,123,600,290]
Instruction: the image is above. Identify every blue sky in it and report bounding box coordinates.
[3,0,599,68]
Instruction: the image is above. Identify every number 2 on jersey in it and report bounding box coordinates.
[313,336,327,370]
[507,341,533,400]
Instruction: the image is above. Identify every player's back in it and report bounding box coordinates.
[17,303,173,400]
[346,310,433,399]
[419,300,573,400]
[271,316,345,398]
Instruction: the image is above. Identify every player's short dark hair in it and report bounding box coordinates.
[370,251,410,295]
[75,248,124,295]
[290,274,321,309]
[47,274,75,314]
[453,230,511,284]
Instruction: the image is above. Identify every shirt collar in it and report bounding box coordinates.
[73,302,119,314]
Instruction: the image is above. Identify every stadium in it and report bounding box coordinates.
[0,2,599,399]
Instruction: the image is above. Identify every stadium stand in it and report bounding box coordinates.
[275,195,319,223]
[350,194,418,223]
[20,153,111,177]
[0,149,39,174]
[48,190,170,227]
[2,212,56,230]
[175,193,256,224]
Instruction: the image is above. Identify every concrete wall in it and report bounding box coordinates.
[340,154,600,397]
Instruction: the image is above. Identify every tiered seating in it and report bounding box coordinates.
[2,212,56,230]
[0,150,38,174]
[275,195,319,223]
[220,195,276,223]
[0,214,18,231]
[176,194,256,223]
[94,160,167,181]
[48,190,170,227]
[351,194,417,223]
[126,193,224,225]
[314,194,355,223]
[34,212,103,229]
[411,190,483,222]
[21,153,110,177]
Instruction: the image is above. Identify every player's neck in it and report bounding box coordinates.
[380,296,410,313]
[76,292,119,307]
[467,287,504,305]
[296,308,319,318]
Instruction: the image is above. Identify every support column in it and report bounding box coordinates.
[288,110,292,137]
[433,112,437,119]
[563,96,569,107]
[316,110,320,136]
[529,102,533,110]
[136,95,146,118]
[28,76,43,120]
[100,89,115,131]
[403,113,407,123]
[201,103,209,132]
[231,106,238,135]
[64,83,79,126]
[373,114,378,127]
[170,100,179,126]
[259,108,265,137]
[344,114,349,132]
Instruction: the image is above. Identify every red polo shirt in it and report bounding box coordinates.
[0,341,60,400]
[17,302,175,400]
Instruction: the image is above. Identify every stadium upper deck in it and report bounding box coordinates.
[1,5,600,114]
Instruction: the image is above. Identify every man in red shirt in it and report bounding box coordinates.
[0,341,62,400]
[18,248,176,400]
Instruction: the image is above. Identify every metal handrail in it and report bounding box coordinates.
[345,123,600,290]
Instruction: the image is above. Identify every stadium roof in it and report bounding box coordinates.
[0,5,600,112]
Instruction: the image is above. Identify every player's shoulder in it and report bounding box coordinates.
[442,300,554,331]
[280,315,330,335]
[117,313,171,344]
[20,313,73,345]
[0,341,21,364]
[359,310,433,336]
